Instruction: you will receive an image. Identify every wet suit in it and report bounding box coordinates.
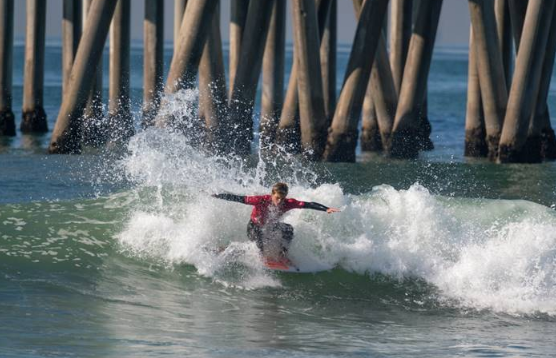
[212,193,329,257]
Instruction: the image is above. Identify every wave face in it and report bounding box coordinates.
[103,92,556,315]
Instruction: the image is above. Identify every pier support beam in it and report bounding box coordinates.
[108,0,133,143]
[498,0,555,163]
[174,0,187,49]
[369,35,398,153]
[227,0,274,155]
[81,0,105,146]
[508,0,527,51]
[276,0,332,153]
[464,27,488,157]
[49,0,117,154]
[354,0,397,154]
[260,0,285,152]
[323,0,388,162]
[164,0,218,94]
[229,0,249,99]
[535,6,556,160]
[63,0,82,97]
[156,0,217,129]
[495,0,513,90]
[468,0,508,160]
[390,0,443,159]
[21,0,48,133]
[321,0,336,126]
[0,0,15,136]
[292,0,328,160]
[143,0,164,127]
[198,1,228,152]
[390,0,412,95]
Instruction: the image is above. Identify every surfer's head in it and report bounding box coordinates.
[271,182,288,206]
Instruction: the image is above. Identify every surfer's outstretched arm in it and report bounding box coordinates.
[303,201,340,214]
[212,193,246,204]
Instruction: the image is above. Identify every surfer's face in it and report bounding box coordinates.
[271,192,286,206]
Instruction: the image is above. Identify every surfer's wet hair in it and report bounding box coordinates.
[272,182,288,196]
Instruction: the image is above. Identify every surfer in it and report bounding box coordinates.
[212,182,340,259]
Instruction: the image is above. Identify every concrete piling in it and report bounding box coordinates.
[390,0,443,159]
[498,0,555,163]
[81,0,105,146]
[21,0,48,133]
[468,0,508,160]
[368,34,398,153]
[291,0,328,160]
[164,0,218,94]
[229,0,249,99]
[174,0,187,49]
[227,0,274,155]
[495,0,513,90]
[143,0,164,128]
[321,0,336,125]
[353,0,397,154]
[323,0,388,162]
[464,27,488,157]
[534,6,556,160]
[62,0,82,97]
[198,1,228,152]
[390,0,413,95]
[508,0,528,51]
[108,0,133,143]
[260,0,285,153]
[49,0,118,153]
[0,0,15,136]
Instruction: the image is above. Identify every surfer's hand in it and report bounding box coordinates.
[326,207,340,214]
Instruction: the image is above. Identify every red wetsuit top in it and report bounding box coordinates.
[244,195,305,226]
[213,193,330,227]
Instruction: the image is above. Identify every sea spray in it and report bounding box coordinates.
[111,89,556,313]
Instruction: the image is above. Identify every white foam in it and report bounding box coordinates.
[115,92,556,314]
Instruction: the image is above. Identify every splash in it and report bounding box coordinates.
[115,89,556,314]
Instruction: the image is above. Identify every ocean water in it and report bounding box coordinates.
[1,42,556,357]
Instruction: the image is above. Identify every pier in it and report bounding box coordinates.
[0,0,555,163]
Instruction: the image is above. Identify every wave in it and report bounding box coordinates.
[113,117,556,316]
[2,89,555,317]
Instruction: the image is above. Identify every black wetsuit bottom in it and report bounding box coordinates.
[247,220,293,257]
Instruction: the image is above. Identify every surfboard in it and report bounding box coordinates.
[263,257,301,272]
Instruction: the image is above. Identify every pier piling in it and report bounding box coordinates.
[323,0,388,162]
[321,0,336,126]
[164,0,218,94]
[198,1,228,152]
[495,0,513,90]
[390,0,413,95]
[390,0,443,159]
[108,0,133,143]
[468,0,508,160]
[143,0,164,128]
[292,0,328,160]
[534,5,556,160]
[227,0,274,155]
[81,0,105,146]
[21,0,48,133]
[464,27,488,157]
[174,0,187,50]
[260,0,285,153]
[49,0,118,153]
[229,0,249,99]
[62,0,82,97]
[0,0,15,136]
[498,0,555,163]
